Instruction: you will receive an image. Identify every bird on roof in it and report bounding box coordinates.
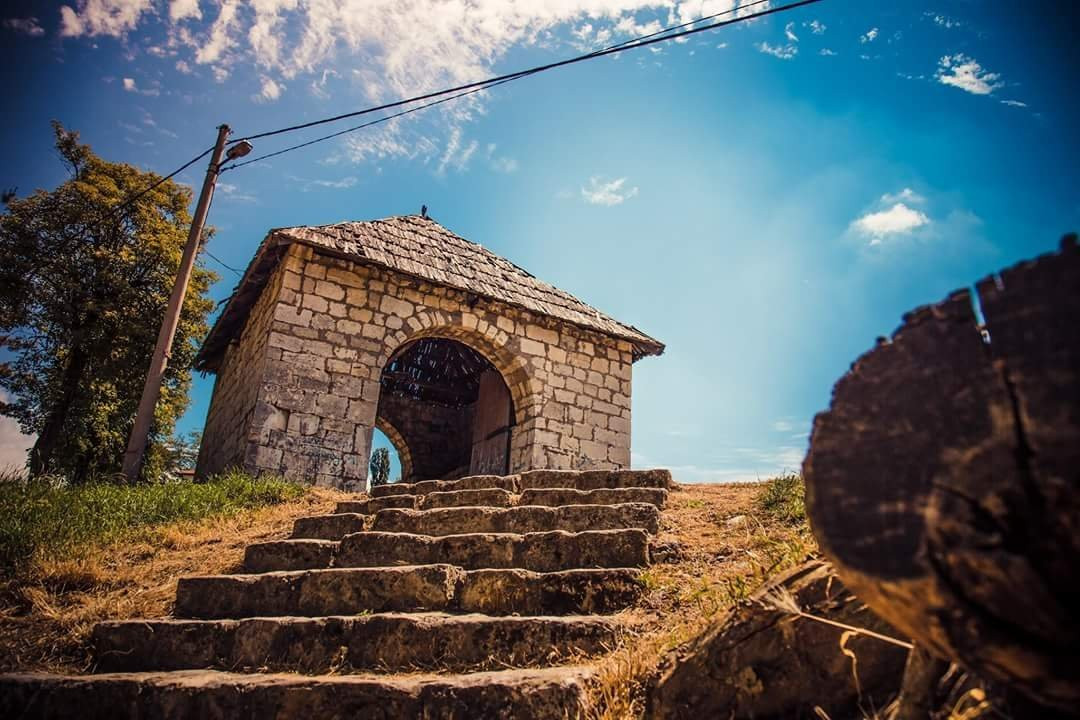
[421,204,428,218]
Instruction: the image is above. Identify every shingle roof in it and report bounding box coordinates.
[196,215,664,371]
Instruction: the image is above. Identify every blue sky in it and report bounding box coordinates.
[1,0,1078,481]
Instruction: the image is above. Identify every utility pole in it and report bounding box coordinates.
[121,124,232,481]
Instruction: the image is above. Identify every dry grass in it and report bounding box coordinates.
[588,481,816,719]
[0,485,347,673]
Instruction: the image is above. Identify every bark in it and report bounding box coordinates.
[28,343,88,477]
[803,236,1080,713]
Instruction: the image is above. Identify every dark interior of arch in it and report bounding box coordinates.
[375,338,513,482]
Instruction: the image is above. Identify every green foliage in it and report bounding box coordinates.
[369,447,391,486]
[0,122,217,482]
[755,472,807,525]
[0,469,304,575]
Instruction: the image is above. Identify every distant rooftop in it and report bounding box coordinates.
[196,215,664,371]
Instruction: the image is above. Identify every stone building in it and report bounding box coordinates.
[194,215,664,489]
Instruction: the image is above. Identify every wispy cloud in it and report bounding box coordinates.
[255,75,283,102]
[756,41,797,60]
[485,144,518,174]
[122,76,160,96]
[217,182,258,202]
[819,48,837,57]
[437,127,479,175]
[3,17,45,36]
[881,187,925,204]
[60,0,153,37]
[860,27,879,43]
[936,54,1003,95]
[582,177,638,206]
[928,12,962,29]
[784,22,798,43]
[1000,99,1028,108]
[805,19,826,35]
[284,175,358,192]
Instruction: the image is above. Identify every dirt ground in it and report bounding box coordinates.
[0,486,348,672]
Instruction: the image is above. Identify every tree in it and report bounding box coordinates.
[0,122,217,482]
[369,447,391,486]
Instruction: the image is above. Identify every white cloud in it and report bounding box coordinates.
[582,176,638,206]
[255,75,283,102]
[806,19,825,34]
[436,127,479,175]
[784,21,798,43]
[819,48,836,56]
[756,41,797,60]
[175,59,192,73]
[936,54,1003,95]
[852,203,930,244]
[310,69,339,99]
[930,13,961,29]
[881,187,925,204]
[1000,99,1027,108]
[169,0,201,22]
[217,182,258,202]
[3,17,45,36]
[485,144,518,173]
[0,392,35,475]
[860,27,879,43]
[59,0,152,37]
[195,0,240,65]
[122,76,136,91]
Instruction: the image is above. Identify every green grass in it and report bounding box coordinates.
[755,471,807,525]
[0,469,305,576]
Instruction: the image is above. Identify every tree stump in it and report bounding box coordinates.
[803,237,1079,712]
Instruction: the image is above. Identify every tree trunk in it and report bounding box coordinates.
[28,343,88,477]
[803,236,1080,713]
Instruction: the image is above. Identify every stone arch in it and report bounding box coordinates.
[374,415,413,483]
[376,311,543,428]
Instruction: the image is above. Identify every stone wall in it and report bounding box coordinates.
[196,243,635,488]
[376,393,473,482]
[195,258,285,477]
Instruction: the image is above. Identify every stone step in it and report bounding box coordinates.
[519,487,668,508]
[175,566,644,618]
[336,487,515,514]
[292,513,366,540]
[519,468,674,491]
[368,469,675,499]
[0,667,593,720]
[92,613,623,674]
[336,529,650,572]
[368,503,660,537]
[244,539,337,573]
[371,475,518,498]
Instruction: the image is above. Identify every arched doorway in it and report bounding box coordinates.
[373,337,514,482]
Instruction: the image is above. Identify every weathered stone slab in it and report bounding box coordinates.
[291,513,367,539]
[371,475,519,497]
[243,539,337,573]
[459,568,644,615]
[93,613,622,673]
[519,469,675,491]
[0,667,594,720]
[647,560,908,720]
[421,487,516,509]
[337,529,649,572]
[175,565,464,618]
[370,503,660,536]
[336,494,416,513]
[520,487,668,508]
[175,566,643,618]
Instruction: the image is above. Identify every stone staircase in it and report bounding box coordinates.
[1,468,674,719]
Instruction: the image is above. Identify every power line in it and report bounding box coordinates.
[202,248,243,277]
[90,146,214,230]
[239,0,824,144]
[224,0,785,172]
